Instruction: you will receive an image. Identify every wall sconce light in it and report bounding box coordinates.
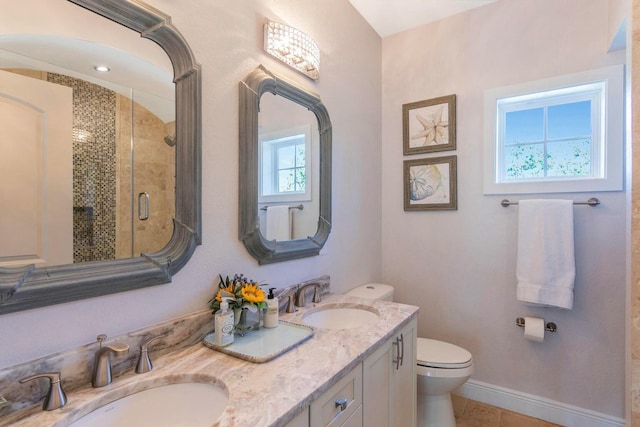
[264,19,320,80]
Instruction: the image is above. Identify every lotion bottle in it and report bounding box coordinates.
[264,288,279,328]
[214,298,234,346]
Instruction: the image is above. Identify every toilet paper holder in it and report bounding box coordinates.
[516,317,557,332]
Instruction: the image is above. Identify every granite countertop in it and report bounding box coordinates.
[10,294,418,427]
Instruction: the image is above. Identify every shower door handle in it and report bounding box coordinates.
[138,192,149,221]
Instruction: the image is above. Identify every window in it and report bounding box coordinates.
[499,86,600,181]
[483,65,624,194]
[259,125,311,203]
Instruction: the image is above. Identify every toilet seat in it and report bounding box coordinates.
[417,338,472,369]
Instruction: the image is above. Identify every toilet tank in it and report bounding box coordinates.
[345,283,394,301]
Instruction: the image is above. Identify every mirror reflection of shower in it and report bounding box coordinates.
[164,134,176,147]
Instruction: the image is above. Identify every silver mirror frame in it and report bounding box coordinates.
[0,0,201,314]
[239,65,331,264]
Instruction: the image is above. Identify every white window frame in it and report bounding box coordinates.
[259,124,312,203]
[483,65,624,194]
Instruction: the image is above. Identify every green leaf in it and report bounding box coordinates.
[220,290,235,299]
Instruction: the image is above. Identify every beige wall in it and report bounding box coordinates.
[381,0,627,418]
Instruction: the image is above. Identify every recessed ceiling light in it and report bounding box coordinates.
[94,65,110,72]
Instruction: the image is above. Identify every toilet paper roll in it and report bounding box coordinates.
[524,316,545,342]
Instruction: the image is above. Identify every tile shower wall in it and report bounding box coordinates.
[47,73,117,263]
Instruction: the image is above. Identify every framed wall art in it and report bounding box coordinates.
[403,94,456,155]
[404,155,457,211]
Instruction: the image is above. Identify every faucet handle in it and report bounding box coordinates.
[19,372,67,411]
[136,334,167,374]
[286,294,297,313]
[313,285,321,303]
[295,283,321,307]
[96,333,107,345]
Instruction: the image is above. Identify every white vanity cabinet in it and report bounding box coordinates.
[284,318,417,427]
[362,319,417,427]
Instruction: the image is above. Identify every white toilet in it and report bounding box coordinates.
[344,283,395,301]
[346,284,473,427]
[416,338,473,427]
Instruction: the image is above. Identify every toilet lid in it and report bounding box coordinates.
[417,338,472,369]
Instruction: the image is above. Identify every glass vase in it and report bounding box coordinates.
[234,307,260,336]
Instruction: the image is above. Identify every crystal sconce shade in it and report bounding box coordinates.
[264,19,320,80]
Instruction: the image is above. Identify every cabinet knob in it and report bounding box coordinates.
[335,397,348,411]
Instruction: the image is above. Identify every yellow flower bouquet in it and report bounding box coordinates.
[209,274,267,336]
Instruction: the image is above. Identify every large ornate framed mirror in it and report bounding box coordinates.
[0,0,201,314]
[239,65,331,264]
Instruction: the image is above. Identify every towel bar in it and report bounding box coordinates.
[260,204,304,211]
[501,198,599,207]
[516,317,557,332]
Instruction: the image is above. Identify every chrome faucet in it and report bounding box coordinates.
[92,334,129,388]
[136,334,167,374]
[19,372,67,411]
[295,283,322,307]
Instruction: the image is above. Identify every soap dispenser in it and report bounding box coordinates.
[214,298,234,346]
[264,288,279,328]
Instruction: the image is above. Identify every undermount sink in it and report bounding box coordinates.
[302,304,380,330]
[69,382,228,427]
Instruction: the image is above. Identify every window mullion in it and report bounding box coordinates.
[543,105,548,178]
[271,148,279,194]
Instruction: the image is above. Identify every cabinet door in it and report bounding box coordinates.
[362,341,392,427]
[391,319,417,427]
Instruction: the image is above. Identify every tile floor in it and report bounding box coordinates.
[452,395,563,427]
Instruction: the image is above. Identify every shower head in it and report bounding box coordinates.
[164,135,176,147]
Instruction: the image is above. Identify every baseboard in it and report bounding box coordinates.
[456,379,625,427]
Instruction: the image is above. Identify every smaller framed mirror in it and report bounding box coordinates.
[239,65,331,264]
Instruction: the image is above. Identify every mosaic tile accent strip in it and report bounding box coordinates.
[48,73,117,263]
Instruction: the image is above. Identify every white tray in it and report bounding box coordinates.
[202,321,313,363]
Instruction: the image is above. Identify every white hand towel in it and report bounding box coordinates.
[516,199,575,309]
[265,205,291,241]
